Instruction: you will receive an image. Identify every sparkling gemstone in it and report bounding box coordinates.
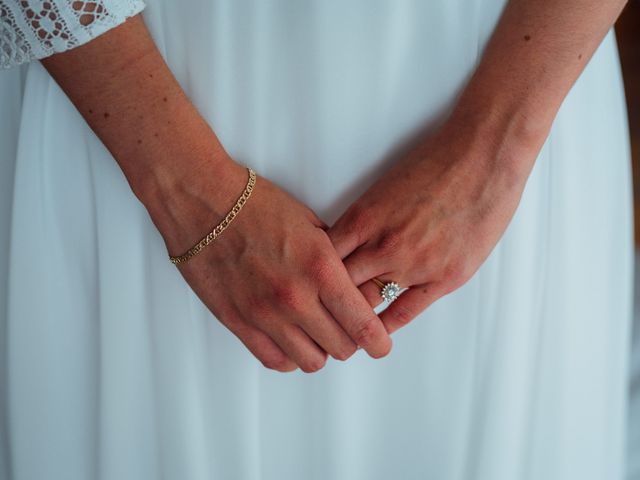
[381,282,401,302]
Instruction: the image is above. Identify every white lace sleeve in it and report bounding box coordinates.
[0,0,146,69]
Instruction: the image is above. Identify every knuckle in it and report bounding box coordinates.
[332,343,358,361]
[272,281,303,310]
[247,296,272,322]
[375,229,403,255]
[260,352,297,372]
[353,318,379,347]
[300,355,327,374]
[442,261,471,290]
[307,253,335,284]
[390,302,415,327]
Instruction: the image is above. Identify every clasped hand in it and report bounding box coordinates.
[169,119,532,373]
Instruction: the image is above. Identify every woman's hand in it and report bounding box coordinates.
[325,0,629,335]
[146,158,392,373]
[326,114,537,334]
[41,15,392,373]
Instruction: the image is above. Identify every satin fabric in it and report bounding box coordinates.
[0,1,633,479]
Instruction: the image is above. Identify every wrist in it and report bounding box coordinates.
[41,14,252,256]
[136,144,249,255]
[112,97,250,255]
[124,110,234,213]
[445,82,552,183]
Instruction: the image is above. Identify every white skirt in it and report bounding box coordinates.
[0,1,633,479]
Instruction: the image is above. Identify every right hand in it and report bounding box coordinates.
[146,158,393,373]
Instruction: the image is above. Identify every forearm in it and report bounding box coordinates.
[450,0,628,173]
[41,14,246,253]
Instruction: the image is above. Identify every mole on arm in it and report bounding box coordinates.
[103,112,110,119]
[524,34,531,41]
[163,96,168,102]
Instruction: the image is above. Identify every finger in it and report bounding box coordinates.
[319,265,393,359]
[358,279,385,309]
[379,282,441,335]
[325,211,366,260]
[228,319,299,372]
[268,323,329,374]
[342,245,389,286]
[297,300,358,362]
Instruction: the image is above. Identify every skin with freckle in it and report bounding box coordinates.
[0,0,627,476]
[39,0,629,369]
[327,114,534,330]
[325,0,630,333]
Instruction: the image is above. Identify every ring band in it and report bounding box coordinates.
[372,276,402,302]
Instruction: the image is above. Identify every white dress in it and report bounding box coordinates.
[0,1,634,479]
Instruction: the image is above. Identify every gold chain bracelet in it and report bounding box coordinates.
[169,167,257,265]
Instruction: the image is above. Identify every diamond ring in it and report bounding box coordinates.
[371,277,402,303]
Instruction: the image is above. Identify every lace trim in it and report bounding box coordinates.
[0,3,30,67]
[1,0,146,69]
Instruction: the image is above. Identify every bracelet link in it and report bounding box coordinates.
[169,166,257,265]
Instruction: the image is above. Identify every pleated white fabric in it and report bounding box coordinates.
[0,1,634,479]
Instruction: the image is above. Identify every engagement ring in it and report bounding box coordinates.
[372,277,402,302]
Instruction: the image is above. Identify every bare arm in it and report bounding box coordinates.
[454,0,629,173]
[41,15,241,253]
[327,0,629,332]
[41,14,393,371]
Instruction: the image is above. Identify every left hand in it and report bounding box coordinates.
[326,116,538,334]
